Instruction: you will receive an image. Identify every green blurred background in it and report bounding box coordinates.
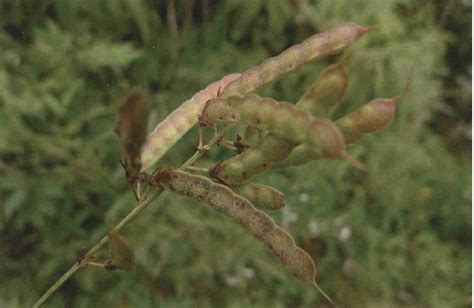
[0,0,471,307]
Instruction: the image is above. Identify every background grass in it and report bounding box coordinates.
[0,0,471,307]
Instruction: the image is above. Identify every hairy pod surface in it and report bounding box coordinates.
[237,183,285,210]
[150,169,317,286]
[297,61,349,117]
[211,134,295,185]
[139,73,240,171]
[114,91,149,178]
[336,96,401,144]
[221,23,374,98]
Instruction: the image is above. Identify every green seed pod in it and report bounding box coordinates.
[277,72,410,168]
[150,169,317,286]
[241,126,262,148]
[275,144,312,168]
[205,94,358,182]
[336,96,402,144]
[108,230,134,271]
[210,134,295,185]
[201,98,240,127]
[139,73,241,171]
[221,23,375,98]
[203,94,313,144]
[237,183,285,210]
[297,60,349,117]
[114,91,149,178]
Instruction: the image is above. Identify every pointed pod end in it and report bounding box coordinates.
[339,151,367,172]
[391,68,414,105]
[312,281,338,307]
[359,24,382,36]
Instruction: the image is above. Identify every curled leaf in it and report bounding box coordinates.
[114,91,149,178]
[108,230,134,271]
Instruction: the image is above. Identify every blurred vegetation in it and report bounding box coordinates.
[0,0,471,307]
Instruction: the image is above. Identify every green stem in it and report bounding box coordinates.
[34,124,232,307]
[33,190,162,308]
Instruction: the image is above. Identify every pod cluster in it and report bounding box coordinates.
[113,22,406,303]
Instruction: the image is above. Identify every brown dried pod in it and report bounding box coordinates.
[221,23,376,98]
[150,169,317,286]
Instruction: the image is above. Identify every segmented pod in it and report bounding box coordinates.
[203,94,340,149]
[211,134,295,185]
[335,95,403,144]
[203,94,349,183]
[277,72,410,168]
[150,169,317,286]
[236,183,285,211]
[297,61,349,117]
[139,73,241,171]
[221,23,375,98]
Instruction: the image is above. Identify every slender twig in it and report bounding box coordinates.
[181,124,232,169]
[33,124,233,308]
[33,190,162,308]
[185,166,209,174]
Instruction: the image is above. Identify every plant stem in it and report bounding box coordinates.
[33,189,162,308]
[181,124,232,169]
[34,124,232,307]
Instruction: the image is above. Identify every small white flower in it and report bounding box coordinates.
[241,266,255,280]
[308,219,321,236]
[343,258,355,274]
[338,225,352,242]
[299,193,310,203]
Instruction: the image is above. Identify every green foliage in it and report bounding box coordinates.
[0,1,470,307]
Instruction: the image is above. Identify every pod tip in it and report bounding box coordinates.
[339,152,367,171]
[360,24,382,35]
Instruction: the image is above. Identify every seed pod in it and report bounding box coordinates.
[150,169,317,286]
[297,60,349,117]
[203,94,313,144]
[275,144,312,168]
[221,23,375,98]
[204,94,354,183]
[278,73,410,168]
[236,183,285,210]
[108,230,134,271]
[335,95,402,145]
[139,73,241,171]
[211,134,295,185]
[114,91,149,179]
[241,126,262,148]
[335,74,411,145]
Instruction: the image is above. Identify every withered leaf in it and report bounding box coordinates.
[114,90,149,178]
[108,230,134,271]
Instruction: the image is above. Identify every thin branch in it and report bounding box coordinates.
[33,189,162,308]
[181,124,232,169]
[34,124,233,307]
